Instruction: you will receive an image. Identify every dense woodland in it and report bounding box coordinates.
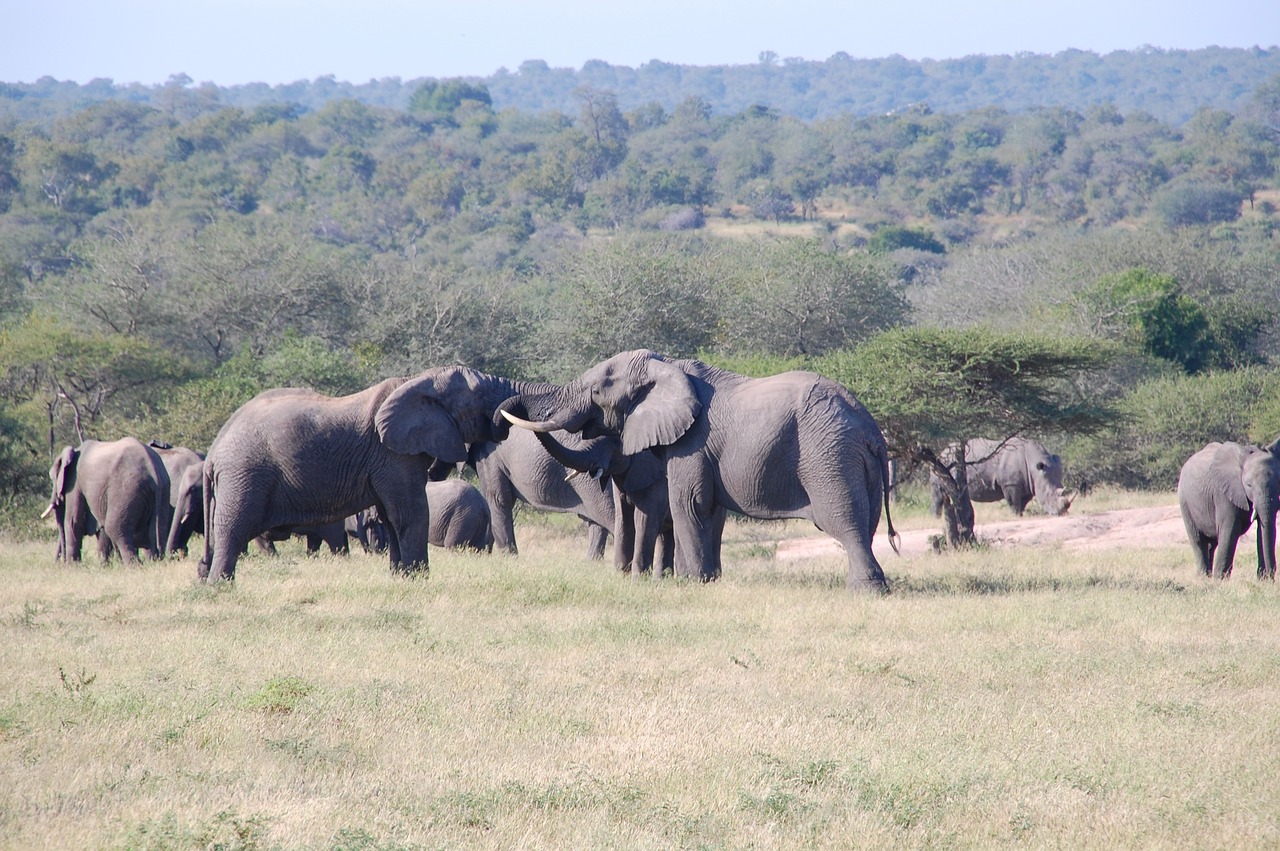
[3,49,1280,528]
[6,46,1280,124]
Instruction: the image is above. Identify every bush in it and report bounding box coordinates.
[1152,183,1244,228]
[1065,367,1280,489]
[866,225,946,254]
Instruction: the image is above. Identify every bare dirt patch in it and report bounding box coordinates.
[776,503,1187,561]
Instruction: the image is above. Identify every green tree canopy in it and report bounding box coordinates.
[1080,267,1270,374]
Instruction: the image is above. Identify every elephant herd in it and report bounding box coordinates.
[41,347,1280,590]
[40,350,898,591]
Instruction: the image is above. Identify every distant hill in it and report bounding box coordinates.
[4,46,1279,126]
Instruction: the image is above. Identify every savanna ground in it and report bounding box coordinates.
[2,488,1279,850]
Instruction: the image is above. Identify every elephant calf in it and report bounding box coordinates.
[1178,440,1280,580]
[426,479,493,552]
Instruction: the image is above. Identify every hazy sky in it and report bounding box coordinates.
[5,0,1278,86]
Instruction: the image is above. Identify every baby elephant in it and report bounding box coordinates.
[427,479,493,552]
[1178,440,1280,580]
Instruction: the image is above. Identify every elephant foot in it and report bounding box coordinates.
[391,562,428,578]
[847,572,889,595]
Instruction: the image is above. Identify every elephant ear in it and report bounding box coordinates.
[53,446,78,503]
[375,381,468,463]
[1224,444,1255,512]
[621,358,700,455]
[622,450,665,495]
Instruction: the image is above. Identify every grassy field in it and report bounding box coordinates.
[2,500,1279,850]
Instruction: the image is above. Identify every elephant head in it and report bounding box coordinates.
[43,446,79,559]
[43,446,78,519]
[504,350,701,455]
[1240,439,1280,580]
[376,367,530,461]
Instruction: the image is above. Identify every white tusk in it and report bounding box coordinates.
[40,502,54,519]
[564,470,581,481]
[500,409,560,432]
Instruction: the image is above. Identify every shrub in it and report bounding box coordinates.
[866,225,946,254]
[1066,367,1280,489]
[1152,183,1244,228]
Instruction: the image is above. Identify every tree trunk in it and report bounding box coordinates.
[941,442,978,547]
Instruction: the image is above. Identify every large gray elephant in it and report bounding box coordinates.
[1177,440,1280,580]
[150,443,207,556]
[533,431,673,577]
[466,427,617,564]
[43,437,170,564]
[426,479,493,552]
[503,349,898,592]
[929,437,1073,517]
[200,368,554,581]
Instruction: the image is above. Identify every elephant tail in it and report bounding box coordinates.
[879,445,901,555]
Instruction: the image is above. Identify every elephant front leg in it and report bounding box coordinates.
[614,498,638,573]
[484,485,519,555]
[1212,527,1243,579]
[382,500,429,576]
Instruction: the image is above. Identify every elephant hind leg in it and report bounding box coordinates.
[808,487,887,593]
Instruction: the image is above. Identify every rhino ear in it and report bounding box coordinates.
[375,380,468,463]
[621,357,700,455]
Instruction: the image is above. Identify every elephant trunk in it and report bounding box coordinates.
[533,430,615,481]
[1258,506,1278,580]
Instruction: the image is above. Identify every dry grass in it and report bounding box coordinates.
[2,503,1279,849]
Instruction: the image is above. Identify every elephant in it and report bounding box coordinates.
[426,479,493,552]
[465,426,618,565]
[43,437,171,565]
[168,461,207,557]
[150,443,207,556]
[200,367,555,581]
[345,508,388,554]
[503,349,898,592]
[928,437,1074,517]
[256,521,350,555]
[533,430,674,577]
[1177,440,1280,580]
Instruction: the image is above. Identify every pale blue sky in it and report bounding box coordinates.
[4,0,1278,86]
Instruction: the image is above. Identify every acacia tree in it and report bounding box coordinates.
[817,328,1115,546]
[0,313,190,484]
